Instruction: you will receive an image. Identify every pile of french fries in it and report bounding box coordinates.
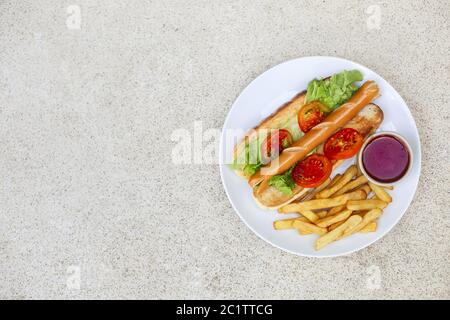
[273,165,393,250]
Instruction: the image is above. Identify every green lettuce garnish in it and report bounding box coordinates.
[230,138,263,177]
[243,163,262,176]
[305,70,363,111]
[268,166,296,195]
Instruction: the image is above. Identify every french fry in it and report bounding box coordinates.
[308,173,342,200]
[328,220,345,231]
[341,208,383,238]
[369,182,392,203]
[356,184,371,195]
[359,222,377,233]
[327,184,369,216]
[329,184,369,213]
[315,174,342,199]
[298,210,319,223]
[316,209,353,228]
[383,185,394,190]
[330,174,342,187]
[293,220,327,236]
[334,175,368,196]
[353,210,368,217]
[275,215,316,230]
[302,178,332,201]
[315,215,362,250]
[273,218,297,230]
[317,178,332,191]
[317,165,358,198]
[316,210,328,219]
[347,199,387,211]
[313,160,344,198]
[279,189,366,213]
[327,205,345,216]
[298,229,313,235]
[273,216,310,229]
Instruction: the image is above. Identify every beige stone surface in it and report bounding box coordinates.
[0,0,448,299]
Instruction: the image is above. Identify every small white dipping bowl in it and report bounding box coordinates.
[357,131,413,187]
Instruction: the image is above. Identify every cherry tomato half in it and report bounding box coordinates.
[261,129,293,163]
[297,101,327,133]
[324,128,364,160]
[291,154,332,188]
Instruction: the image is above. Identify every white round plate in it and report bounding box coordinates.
[219,56,421,257]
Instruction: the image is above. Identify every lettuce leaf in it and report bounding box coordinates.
[243,163,262,176]
[268,166,296,195]
[305,70,363,111]
[230,138,263,177]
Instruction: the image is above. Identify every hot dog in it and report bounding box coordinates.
[249,81,380,192]
[230,70,365,179]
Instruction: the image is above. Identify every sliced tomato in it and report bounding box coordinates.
[297,101,327,133]
[291,154,332,188]
[324,128,364,160]
[261,129,293,163]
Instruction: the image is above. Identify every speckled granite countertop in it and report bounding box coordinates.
[0,0,448,299]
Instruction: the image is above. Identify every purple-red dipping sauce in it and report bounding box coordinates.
[362,135,410,183]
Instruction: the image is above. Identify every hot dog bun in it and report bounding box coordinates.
[253,103,384,209]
